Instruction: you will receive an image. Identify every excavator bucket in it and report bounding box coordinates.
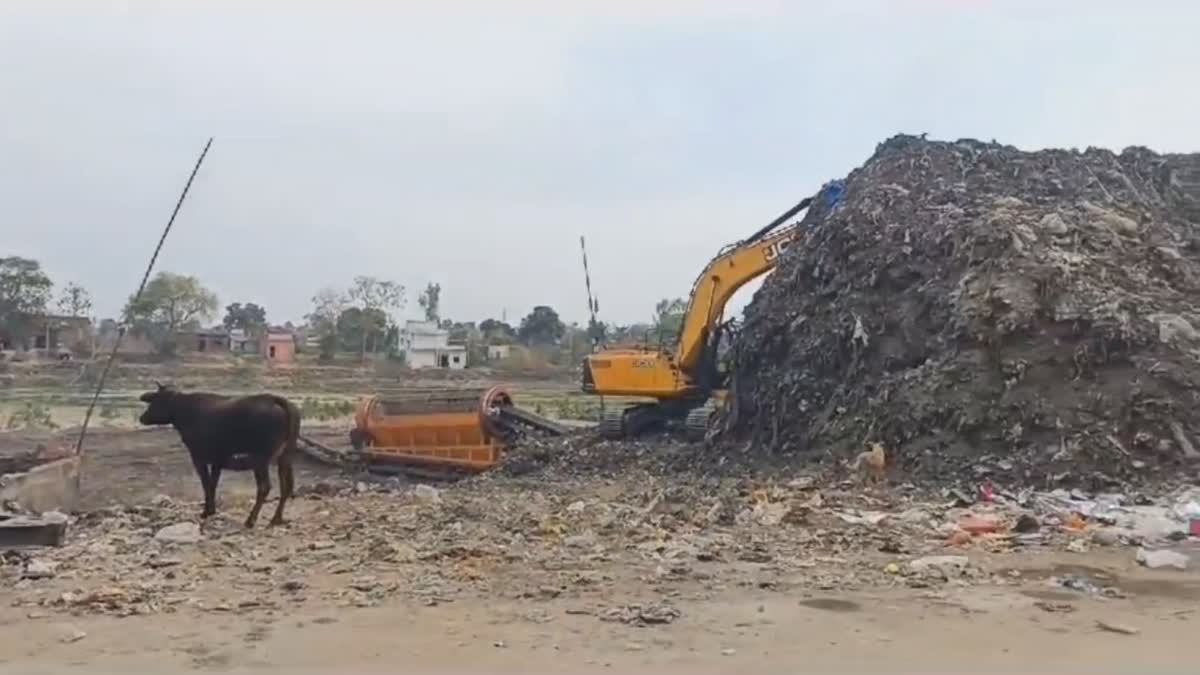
[348,386,567,474]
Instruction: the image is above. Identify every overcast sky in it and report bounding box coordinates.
[3,1,1199,328]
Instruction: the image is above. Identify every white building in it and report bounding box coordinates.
[399,320,467,369]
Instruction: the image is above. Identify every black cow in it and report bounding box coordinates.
[137,383,301,528]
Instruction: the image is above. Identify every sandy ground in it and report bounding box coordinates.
[2,427,1198,673]
[3,579,1197,674]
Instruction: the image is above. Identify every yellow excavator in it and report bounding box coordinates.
[581,195,814,441]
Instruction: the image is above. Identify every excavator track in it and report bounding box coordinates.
[598,406,627,440]
[684,402,718,443]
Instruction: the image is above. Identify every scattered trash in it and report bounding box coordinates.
[909,556,969,575]
[153,522,202,544]
[1095,620,1139,636]
[413,485,442,502]
[22,558,58,579]
[958,514,1004,535]
[58,627,87,644]
[1059,575,1106,597]
[1135,548,1190,571]
[599,603,681,626]
[838,511,889,527]
[1013,515,1040,533]
[1066,539,1090,554]
[1034,601,1075,613]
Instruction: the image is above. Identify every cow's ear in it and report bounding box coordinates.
[155,380,165,391]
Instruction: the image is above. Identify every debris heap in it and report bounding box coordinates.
[729,134,1200,485]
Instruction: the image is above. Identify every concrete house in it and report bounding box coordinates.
[400,320,466,369]
[486,343,511,361]
[0,315,93,355]
[265,331,296,364]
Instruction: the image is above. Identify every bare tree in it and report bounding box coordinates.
[56,282,94,355]
[307,287,348,361]
[346,277,406,362]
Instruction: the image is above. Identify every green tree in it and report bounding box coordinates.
[586,318,608,347]
[123,272,218,355]
[480,318,516,343]
[651,297,687,346]
[418,282,441,323]
[561,323,592,364]
[222,302,268,334]
[346,276,405,362]
[517,305,565,347]
[0,256,53,349]
[336,307,391,353]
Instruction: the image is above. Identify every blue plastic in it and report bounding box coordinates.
[825,179,846,210]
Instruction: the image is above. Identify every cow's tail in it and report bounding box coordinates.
[271,395,301,457]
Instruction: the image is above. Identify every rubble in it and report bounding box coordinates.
[908,555,969,575]
[727,134,1200,486]
[22,558,58,579]
[154,522,202,544]
[598,602,681,626]
[1,437,1193,627]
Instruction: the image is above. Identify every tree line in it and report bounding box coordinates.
[2,256,693,361]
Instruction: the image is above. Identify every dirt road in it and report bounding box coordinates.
[2,579,1195,673]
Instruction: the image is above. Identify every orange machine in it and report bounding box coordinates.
[347,386,565,474]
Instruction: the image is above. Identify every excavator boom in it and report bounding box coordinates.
[581,194,814,439]
[674,199,809,371]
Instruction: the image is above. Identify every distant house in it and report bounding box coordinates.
[486,344,511,361]
[0,315,93,355]
[185,328,231,353]
[228,329,259,355]
[177,326,297,363]
[400,320,466,369]
[265,331,296,364]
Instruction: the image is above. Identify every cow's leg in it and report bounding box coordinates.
[269,453,294,526]
[189,455,215,518]
[244,463,271,529]
[208,462,223,514]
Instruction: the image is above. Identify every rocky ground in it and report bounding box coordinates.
[3,427,1200,671]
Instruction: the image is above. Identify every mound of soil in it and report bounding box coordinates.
[727,134,1200,487]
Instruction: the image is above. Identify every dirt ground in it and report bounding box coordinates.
[3,574,1197,674]
[3,427,1199,672]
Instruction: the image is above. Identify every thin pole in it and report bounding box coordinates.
[73,138,215,454]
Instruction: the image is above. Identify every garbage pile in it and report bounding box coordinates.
[728,134,1200,486]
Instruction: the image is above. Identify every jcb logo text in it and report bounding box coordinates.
[764,236,795,263]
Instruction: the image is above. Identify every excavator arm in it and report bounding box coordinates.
[583,192,816,408]
[673,204,808,372]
